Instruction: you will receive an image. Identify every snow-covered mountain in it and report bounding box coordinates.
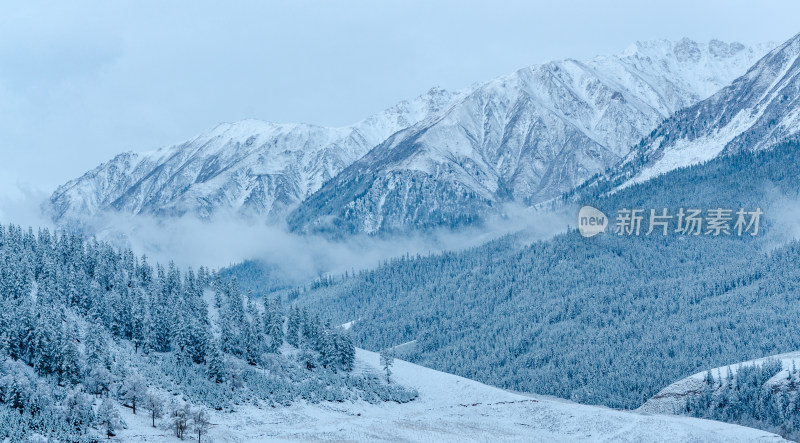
[288,39,774,235]
[49,87,462,222]
[115,348,786,442]
[49,39,773,235]
[586,32,800,192]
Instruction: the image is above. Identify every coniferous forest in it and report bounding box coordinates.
[5,6,800,441]
[227,140,800,434]
[0,225,416,441]
[684,359,800,440]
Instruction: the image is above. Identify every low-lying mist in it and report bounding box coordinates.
[1,189,573,284]
[91,203,573,283]
[11,183,800,288]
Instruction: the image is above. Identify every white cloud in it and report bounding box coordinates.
[59,203,572,281]
[0,182,53,229]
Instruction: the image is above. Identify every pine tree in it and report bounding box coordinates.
[286,307,301,347]
[319,327,337,370]
[264,297,284,352]
[59,323,82,384]
[30,307,62,376]
[336,332,356,372]
[380,349,394,384]
[97,398,123,438]
[173,297,194,364]
[130,289,147,353]
[84,326,108,369]
[244,298,264,365]
[197,266,208,290]
[303,311,321,350]
[207,340,226,383]
[219,279,247,357]
[298,347,318,371]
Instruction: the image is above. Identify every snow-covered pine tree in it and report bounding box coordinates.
[244,297,265,365]
[207,339,227,383]
[59,322,82,384]
[286,307,301,348]
[263,296,284,352]
[336,331,356,372]
[319,325,337,370]
[380,349,394,384]
[96,397,123,438]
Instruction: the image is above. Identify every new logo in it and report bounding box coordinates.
[578,206,607,238]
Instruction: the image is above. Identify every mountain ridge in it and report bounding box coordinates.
[289,38,775,235]
[49,86,464,223]
[48,39,774,236]
[575,33,800,197]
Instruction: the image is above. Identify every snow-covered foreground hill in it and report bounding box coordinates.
[637,350,800,440]
[640,350,800,415]
[115,349,785,442]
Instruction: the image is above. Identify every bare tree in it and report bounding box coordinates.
[143,392,164,428]
[192,409,212,443]
[120,373,147,414]
[170,401,191,440]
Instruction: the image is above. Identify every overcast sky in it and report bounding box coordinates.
[1,0,799,197]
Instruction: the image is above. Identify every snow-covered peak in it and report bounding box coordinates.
[51,38,776,236]
[49,86,464,223]
[598,32,800,191]
[612,38,777,101]
[621,38,750,60]
[352,86,468,143]
[289,38,774,235]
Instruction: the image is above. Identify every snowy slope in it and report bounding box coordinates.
[289,39,773,235]
[640,350,800,415]
[114,349,786,442]
[49,87,462,222]
[594,32,800,192]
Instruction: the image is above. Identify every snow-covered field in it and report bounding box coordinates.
[114,349,786,442]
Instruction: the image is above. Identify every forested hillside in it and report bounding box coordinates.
[0,225,415,441]
[679,358,800,440]
[276,139,800,410]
